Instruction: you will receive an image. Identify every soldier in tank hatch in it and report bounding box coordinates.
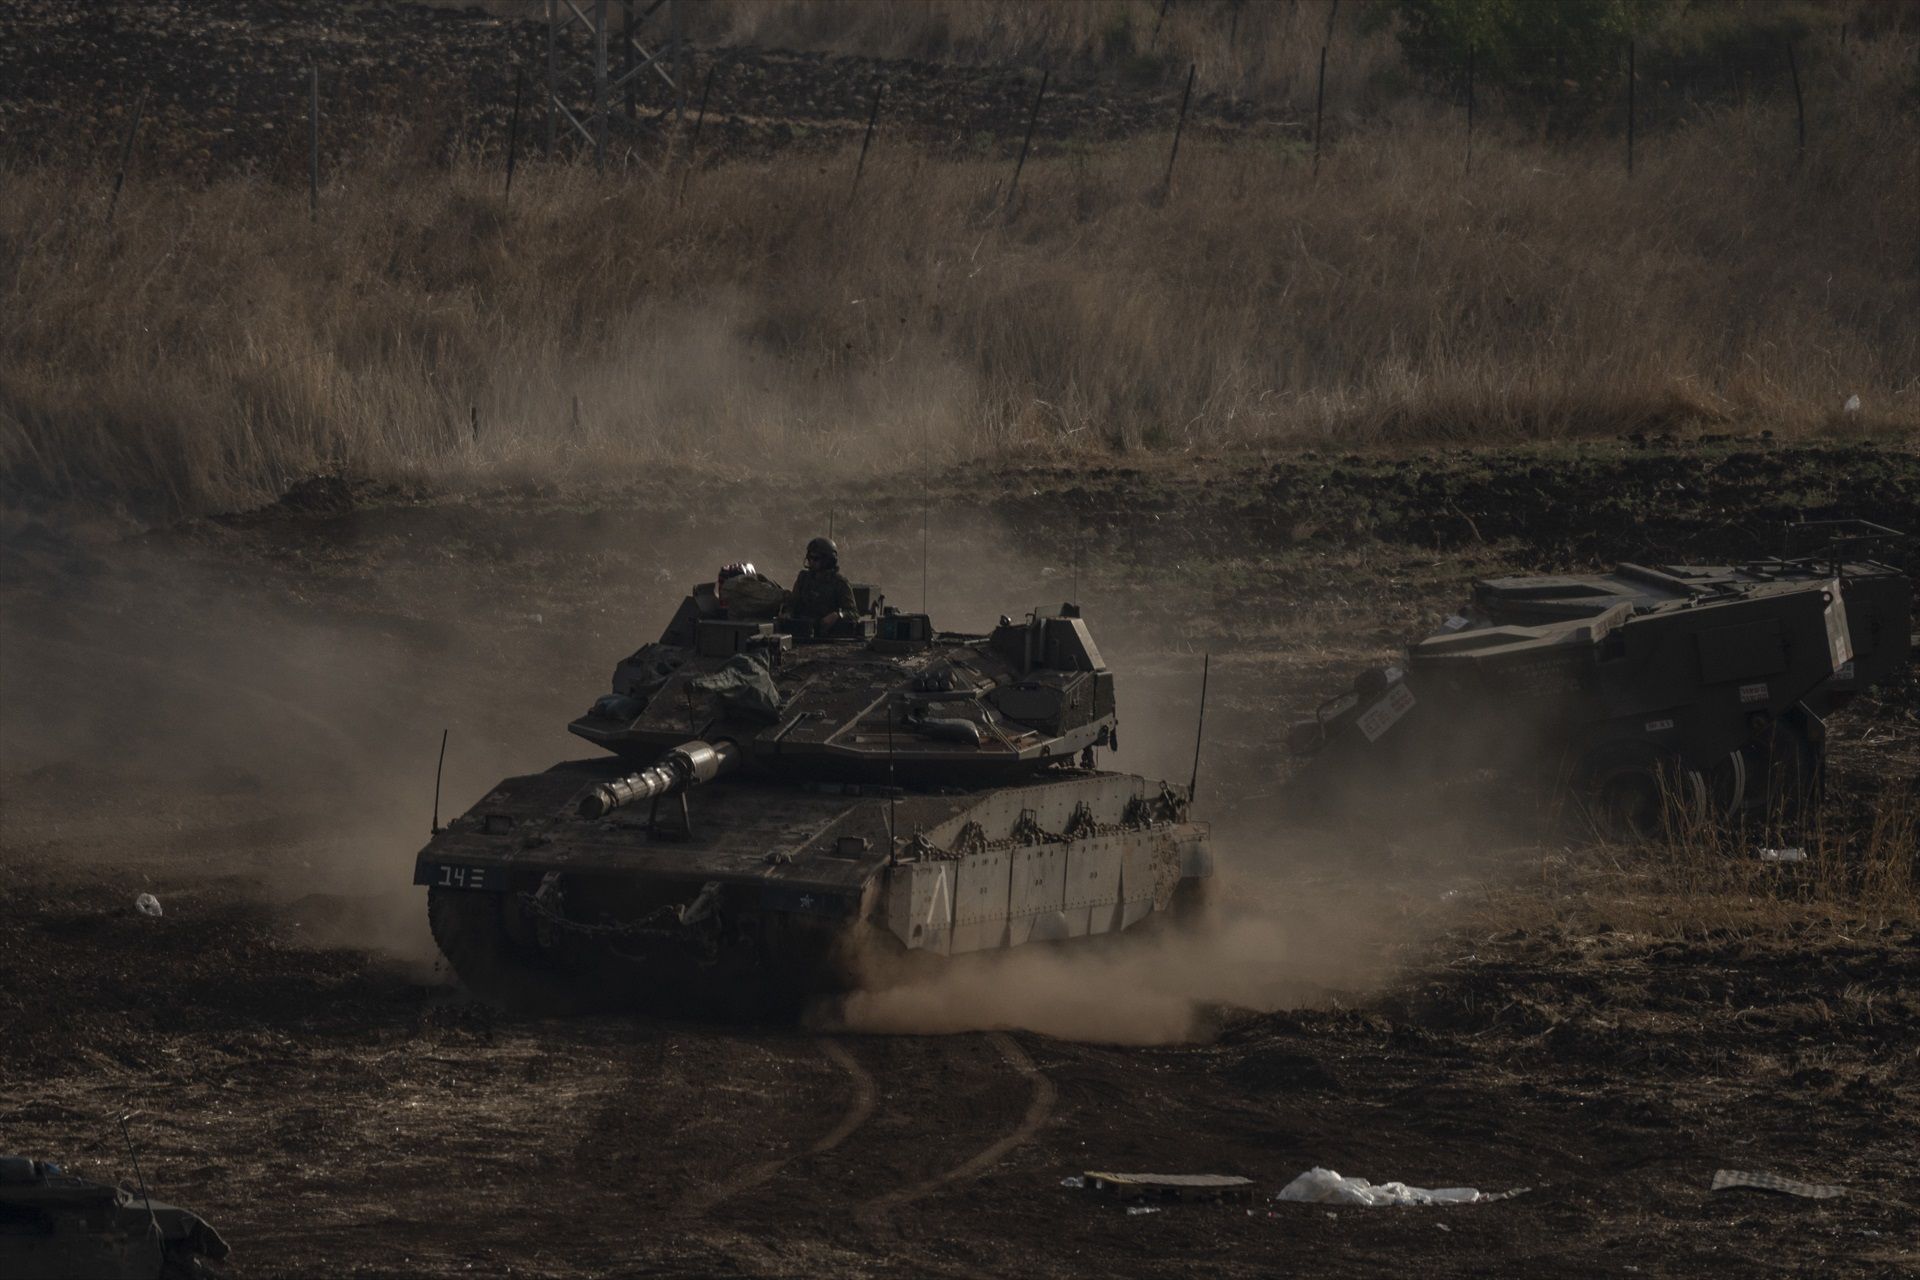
[788,536,855,632]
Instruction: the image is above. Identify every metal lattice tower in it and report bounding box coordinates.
[544,0,685,170]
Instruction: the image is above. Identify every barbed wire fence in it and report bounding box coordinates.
[75,3,1863,231]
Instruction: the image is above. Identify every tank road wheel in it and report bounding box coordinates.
[1578,743,1709,842]
[428,886,597,1015]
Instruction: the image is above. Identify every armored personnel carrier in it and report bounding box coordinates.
[415,576,1212,1013]
[1289,523,1913,835]
[0,1155,229,1280]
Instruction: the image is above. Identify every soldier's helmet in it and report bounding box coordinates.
[805,536,839,567]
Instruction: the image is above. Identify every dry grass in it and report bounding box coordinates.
[2,44,1915,518]
[1465,788,1919,944]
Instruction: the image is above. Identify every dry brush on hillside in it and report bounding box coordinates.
[2,48,1915,518]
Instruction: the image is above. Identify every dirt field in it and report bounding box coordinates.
[3,442,1916,1278]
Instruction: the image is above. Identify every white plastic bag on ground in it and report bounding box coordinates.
[1277,1167,1503,1206]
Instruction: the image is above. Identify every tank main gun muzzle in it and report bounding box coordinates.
[578,739,740,818]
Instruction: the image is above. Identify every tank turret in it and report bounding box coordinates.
[566,598,1117,785]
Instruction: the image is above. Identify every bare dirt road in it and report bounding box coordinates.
[3,445,1917,1277]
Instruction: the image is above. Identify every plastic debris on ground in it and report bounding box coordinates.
[1711,1169,1845,1199]
[1756,847,1809,863]
[1276,1167,1525,1207]
[1059,1176,1084,1189]
[134,893,163,918]
[1126,1205,1161,1216]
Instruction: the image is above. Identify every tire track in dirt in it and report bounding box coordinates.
[855,1031,1056,1233]
[676,1035,877,1217]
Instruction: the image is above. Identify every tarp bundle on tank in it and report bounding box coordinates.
[688,652,784,722]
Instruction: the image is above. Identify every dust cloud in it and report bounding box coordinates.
[820,851,1414,1046]
[2,484,1465,1039]
[465,295,983,481]
[0,527,607,968]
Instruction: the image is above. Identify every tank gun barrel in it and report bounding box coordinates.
[579,739,740,818]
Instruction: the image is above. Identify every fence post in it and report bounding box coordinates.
[850,80,884,204]
[1313,0,1339,176]
[1464,47,1474,177]
[1150,0,1171,52]
[1626,39,1635,176]
[1007,68,1048,213]
[1163,63,1195,195]
[544,0,558,157]
[1312,44,1327,176]
[678,62,716,204]
[623,0,635,120]
[592,0,609,173]
[106,85,147,226]
[308,62,320,221]
[671,0,685,128]
[1785,39,1805,159]
[505,64,524,200]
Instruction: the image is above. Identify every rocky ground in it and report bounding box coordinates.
[3,442,1916,1277]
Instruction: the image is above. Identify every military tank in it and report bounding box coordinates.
[1289,522,1914,835]
[0,1155,229,1280]
[415,575,1212,1013]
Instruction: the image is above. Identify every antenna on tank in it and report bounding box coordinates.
[1187,653,1210,805]
[431,728,449,834]
[117,1112,163,1274]
[921,502,929,615]
[1072,511,1081,607]
[886,701,898,858]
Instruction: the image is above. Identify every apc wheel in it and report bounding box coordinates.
[427,886,596,1014]
[1579,743,1709,842]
